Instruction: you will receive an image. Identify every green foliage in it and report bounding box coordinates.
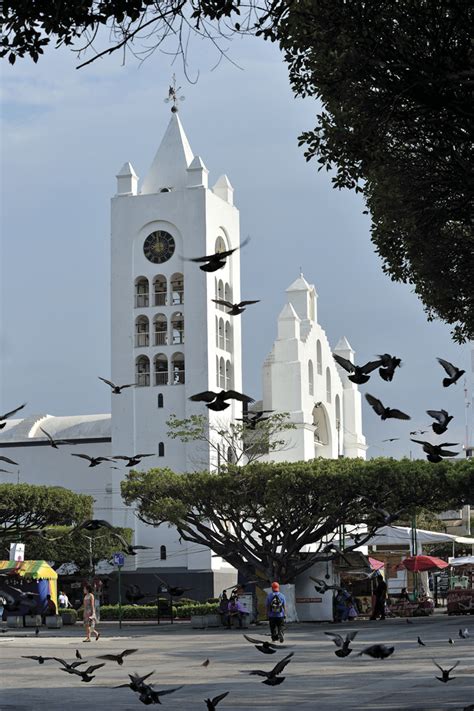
[59,607,78,624]
[20,525,133,573]
[0,483,93,539]
[122,457,474,585]
[77,602,218,619]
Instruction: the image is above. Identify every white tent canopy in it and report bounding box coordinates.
[450,556,474,567]
[355,526,474,547]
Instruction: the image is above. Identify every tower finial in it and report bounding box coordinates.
[164,74,185,113]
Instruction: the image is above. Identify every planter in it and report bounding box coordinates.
[45,615,63,628]
[24,615,42,627]
[6,616,23,628]
[60,611,78,625]
[204,614,222,628]
[191,615,207,629]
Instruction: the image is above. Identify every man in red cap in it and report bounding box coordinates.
[266,582,286,642]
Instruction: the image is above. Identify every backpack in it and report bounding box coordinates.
[270,593,284,614]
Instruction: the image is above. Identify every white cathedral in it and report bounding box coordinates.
[0,110,366,599]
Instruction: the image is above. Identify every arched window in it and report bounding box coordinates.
[160,545,167,560]
[153,275,167,306]
[170,272,184,305]
[154,353,168,386]
[171,352,185,384]
[218,318,224,349]
[308,360,314,396]
[225,360,232,390]
[171,312,184,344]
[215,236,226,254]
[335,394,341,454]
[157,394,164,408]
[326,367,332,403]
[135,277,149,308]
[217,280,224,309]
[153,314,168,346]
[216,356,219,387]
[225,321,232,352]
[215,316,219,348]
[158,442,165,457]
[135,315,149,347]
[219,357,225,388]
[224,282,232,304]
[136,355,150,387]
[316,340,322,375]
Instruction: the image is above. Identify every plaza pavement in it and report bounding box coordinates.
[0,614,473,710]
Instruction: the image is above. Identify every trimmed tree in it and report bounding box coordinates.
[121,457,474,585]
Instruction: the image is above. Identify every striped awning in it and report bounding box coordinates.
[0,560,57,580]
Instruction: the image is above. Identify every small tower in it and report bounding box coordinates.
[116,162,138,196]
[333,336,367,458]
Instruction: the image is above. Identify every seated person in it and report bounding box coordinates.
[41,594,57,622]
[218,591,229,626]
[226,596,247,629]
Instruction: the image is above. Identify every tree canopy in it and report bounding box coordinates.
[2,0,472,339]
[121,457,474,585]
[0,483,93,540]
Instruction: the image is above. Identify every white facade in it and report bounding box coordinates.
[261,274,367,461]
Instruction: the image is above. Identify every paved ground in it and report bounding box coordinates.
[0,614,473,710]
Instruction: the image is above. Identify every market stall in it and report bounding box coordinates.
[447,556,474,615]
[0,560,58,619]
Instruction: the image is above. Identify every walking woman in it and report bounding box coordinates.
[83,584,100,642]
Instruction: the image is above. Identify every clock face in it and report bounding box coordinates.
[143,231,175,264]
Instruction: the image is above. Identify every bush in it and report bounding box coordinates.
[74,602,219,620]
[175,603,219,618]
[59,607,78,624]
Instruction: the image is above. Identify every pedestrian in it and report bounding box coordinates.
[58,590,71,608]
[82,584,100,642]
[266,581,286,643]
[218,591,229,627]
[334,588,350,622]
[370,574,387,620]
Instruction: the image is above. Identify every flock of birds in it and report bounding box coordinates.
[15,624,473,707]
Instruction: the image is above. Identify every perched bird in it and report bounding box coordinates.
[237,410,274,429]
[410,439,459,463]
[21,655,56,665]
[417,636,426,646]
[189,389,254,411]
[0,455,19,466]
[54,657,88,671]
[243,634,290,655]
[112,454,154,467]
[433,659,459,683]
[365,394,410,421]
[358,644,394,659]
[60,662,105,682]
[377,354,402,382]
[459,628,469,639]
[205,691,229,710]
[138,684,183,705]
[448,638,455,645]
[426,409,453,435]
[406,618,413,625]
[201,658,210,667]
[75,649,82,660]
[114,670,155,692]
[333,354,381,385]
[211,299,260,315]
[39,427,76,449]
[70,453,112,467]
[0,403,26,429]
[98,377,135,394]
[35,626,40,636]
[189,236,250,272]
[97,649,138,665]
[437,358,465,387]
[324,631,358,657]
[243,652,294,686]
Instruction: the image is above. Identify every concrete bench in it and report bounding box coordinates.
[24,615,42,627]
[6,616,23,628]
[45,615,63,628]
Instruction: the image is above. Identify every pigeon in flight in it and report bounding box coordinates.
[98,377,136,394]
[426,409,453,435]
[243,634,290,655]
[70,453,112,467]
[358,644,394,659]
[0,403,26,429]
[377,354,402,382]
[410,439,459,463]
[237,410,274,429]
[189,389,254,411]
[54,657,88,672]
[97,649,138,665]
[112,454,154,467]
[39,427,76,449]
[365,394,410,420]
[410,429,428,435]
[382,438,399,442]
[0,455,19,466]
[333,354,381,385]
[21,655,56,665]
[212,299,260,315]
[189,236,250,272]
[114,670,155,692]
[205,691,230,710]
[433,659,459,682]
[138,684,183,705]
[0,468,13,473]
[60,662,105,682]
[459,628,469,639]
[242,652,294,685]
[309,576,343,594]
[437,358,465,387]
[324,631,358,657]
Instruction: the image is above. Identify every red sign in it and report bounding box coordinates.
[296,597,323,603]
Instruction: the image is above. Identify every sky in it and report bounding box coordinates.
[1,29,473,460]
